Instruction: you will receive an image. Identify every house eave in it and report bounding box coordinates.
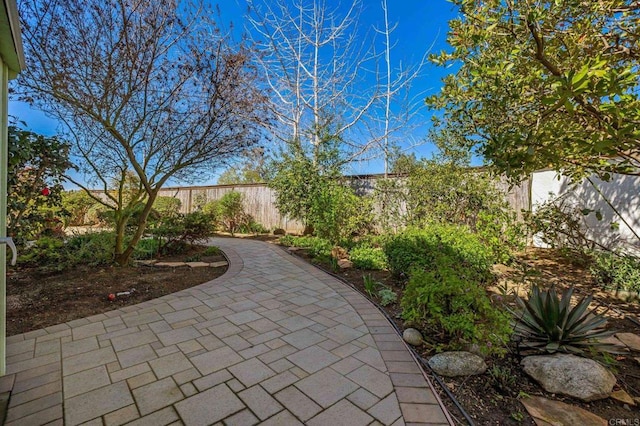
[0,0,25,78]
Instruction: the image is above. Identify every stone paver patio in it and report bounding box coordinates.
[1,238,452,425]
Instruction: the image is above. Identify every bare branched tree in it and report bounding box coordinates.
[247,0,379,165]
[18,0,269,264]
[247,0,431,172]
[372,0,431,176]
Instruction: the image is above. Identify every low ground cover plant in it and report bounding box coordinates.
[279,235,333,260]
[401,258,510,355]
[589,250,640,293]
[19,231,115,268]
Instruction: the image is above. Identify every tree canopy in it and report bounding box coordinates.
[428,0,640,182]
[18,0,268,264]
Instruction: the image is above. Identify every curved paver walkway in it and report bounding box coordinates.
[1,238,452,425]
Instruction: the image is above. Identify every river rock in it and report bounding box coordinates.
[615,333,640,352]
[402,328,423,346]
[338,259,353,269]
[521,396,607,426]
[521,354,615,401]
[427,351,487,377]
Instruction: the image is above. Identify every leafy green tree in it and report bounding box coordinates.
[405,160,503,229]
[268,139,372,242]
[217,191,246,236]
[7,125,72,243]
[389,152,420,174]
[217,148,267,185]
[428,0,640,182]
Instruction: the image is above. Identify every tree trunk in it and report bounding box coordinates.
[114,191,159,266]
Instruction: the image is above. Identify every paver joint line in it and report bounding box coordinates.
[4,237,451,426]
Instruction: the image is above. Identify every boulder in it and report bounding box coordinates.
[331,246,348,260]
[521,354,615,401]
[427,351,487,377]
[521,396,607,426]
[273,228,286,236]
[402,328,423,346]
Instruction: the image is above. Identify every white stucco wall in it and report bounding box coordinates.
[531,170,640,253]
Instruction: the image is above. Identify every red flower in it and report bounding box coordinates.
[41,187,51,196]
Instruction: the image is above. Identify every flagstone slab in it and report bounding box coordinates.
[521,396,607,426]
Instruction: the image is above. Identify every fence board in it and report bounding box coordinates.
[154,173,531,234]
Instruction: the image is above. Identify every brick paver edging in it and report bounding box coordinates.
[1,237,452,425]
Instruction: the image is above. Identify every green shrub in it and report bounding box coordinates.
[590,251,640,293]
[268,147,373,244]
[65,231,116,266]
[363,274,380,297]
[476,210,525,264]
[20,232,117,267]
[309,184,374,243]
[237,217,268,234]
[85,203,110,226]
[133,238,160,260]
[401,261,511,355]
[350,246,387,270]
[203,246,222,256]
[279,235,333,260]
[509,285,616,354]
[202,200,219,223]
[154,211,216,253]
[7,126,72,243]
[18,236,66,266]
[217,191,245,235]
[279,235,296,247]
[153,196,182,217]
[61,190,98,226]
[384,225,493,280]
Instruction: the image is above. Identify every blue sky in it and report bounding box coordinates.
[10,0,461,184]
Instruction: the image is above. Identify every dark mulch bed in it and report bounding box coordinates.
[284,243,640,425]
[6,244,227,336]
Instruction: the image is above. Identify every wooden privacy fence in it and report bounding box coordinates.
[156,173,532,234]
[157,183,303,233]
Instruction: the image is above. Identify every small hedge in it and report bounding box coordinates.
[401,261,510,355]
[349,245,387,270]
[279,235,333,260]
[383,225,494,281]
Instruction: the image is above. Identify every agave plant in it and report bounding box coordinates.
[510,285,618,354]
